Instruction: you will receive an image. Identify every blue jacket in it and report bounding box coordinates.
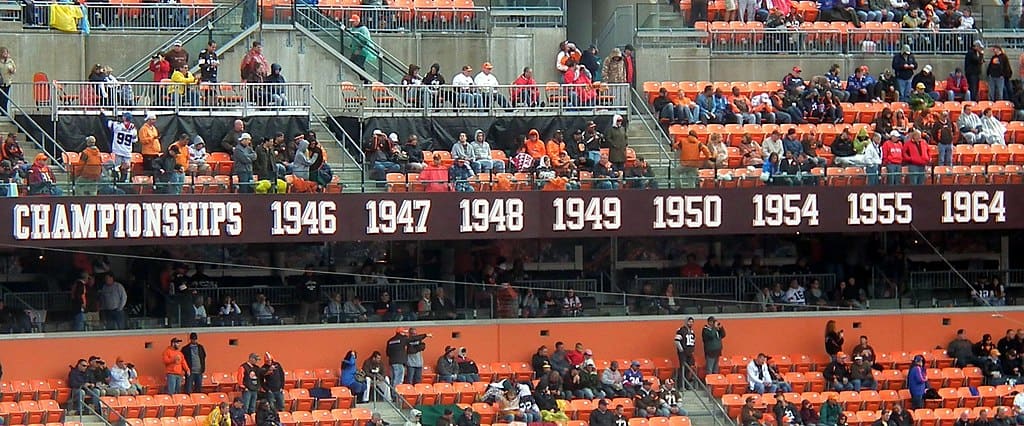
[818,0,837,11]
[783,137,804,156]
[762,160,779,176]
[69,368,89,389]
[908,365,927,396]
[340,354,359,386]
[696,94,713,115]
[846,74,874,93]
[712,95,730,114]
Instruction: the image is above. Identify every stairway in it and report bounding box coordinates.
[0,116,72,187]
[627,110,677,180]
[682,388,731,426]
[64,411,108,426]
[292,5,409,85]
[636,2,690,30]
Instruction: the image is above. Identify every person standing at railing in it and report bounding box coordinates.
[76,136,102,196]
[170,63,200,106]
[164,40,190,73]
[0,47,15,116]
[149,54,171,83]
[198,40,220,83]
[240,42,269,83]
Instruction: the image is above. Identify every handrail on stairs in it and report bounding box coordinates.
[678,362,732,426]
[2,95,68,172]
[629,86,675,183]
[310,93,366,192]
[121,4,227,82]
[292,3,408,84]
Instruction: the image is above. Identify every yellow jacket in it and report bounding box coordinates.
[205,406,231,426]
[169,70,197,95]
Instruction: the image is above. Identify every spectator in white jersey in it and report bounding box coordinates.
[783,279,806,310]
[102,111,138,182]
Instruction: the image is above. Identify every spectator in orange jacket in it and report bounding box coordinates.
[162,337,189,394]
[77,136,103,196]
[524,129,546,160]
[547,130,567,167]
[673,130,712,188]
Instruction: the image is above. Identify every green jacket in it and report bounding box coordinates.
[701,325,725,356]
[820,401,842,426]
[606,125,628,163]
[350,25,377,62]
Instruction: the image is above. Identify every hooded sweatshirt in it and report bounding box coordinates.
[292,139,317,177]
[606,114,628,163]
[524,129,546,159]
[881,138,904,166]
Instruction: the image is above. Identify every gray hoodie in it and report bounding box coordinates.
[292,139,317,177]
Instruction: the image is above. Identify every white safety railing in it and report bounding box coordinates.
[13,81,312,116]
[271,4,489,33]
[324,82,631,116]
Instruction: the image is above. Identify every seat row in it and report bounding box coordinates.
[680,1,823,22]
[671,121,1024,148]
[710,367,982,399]
[709,350,956,376]
[700,165,1024,188]
[95,388,356,421]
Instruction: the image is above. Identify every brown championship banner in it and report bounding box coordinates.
[0,185,1020,247]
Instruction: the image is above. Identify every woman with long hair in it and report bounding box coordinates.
[825,320,845,361]
[340,350,368,402]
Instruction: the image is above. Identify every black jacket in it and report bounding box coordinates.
[773,402,802,425]
[825,331,845,355]
[823,361,851,383]
[987,54,1013,79]
[182,342,207,374]
[965,49,984,78]
[589,409,615,426]
[262,361,285,392]
[254,145,276,180]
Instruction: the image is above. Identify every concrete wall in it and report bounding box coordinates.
[638,48,974,85]
[0,30,169,81]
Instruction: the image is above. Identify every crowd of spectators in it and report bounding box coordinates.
[674,0,980,31]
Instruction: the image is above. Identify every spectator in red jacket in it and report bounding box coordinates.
[902,130,930,185]
[148,54,171,82]
[511,67,540,107]
[946,68,971,101]
[880,132,904,185]
[566,343,586,367]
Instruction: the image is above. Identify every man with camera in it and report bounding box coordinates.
[702,316,726,374]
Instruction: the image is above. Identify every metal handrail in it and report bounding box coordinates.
[595,4,633,55]
[3,94,68,172]
[679,362,732,426]
[629,86,675,182]
[310,93,366,191]
[294,4,409,84]
[120,4,226,82]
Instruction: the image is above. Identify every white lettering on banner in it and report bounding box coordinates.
[365,199,430,234]
[12,202,244,241]
[751,193,820,227]
[459,198,525,233]
[652,195,723,229]
[940,190,1007,224]
[270,200,339,236]
[551,197,621,231]
[846,192,913,225]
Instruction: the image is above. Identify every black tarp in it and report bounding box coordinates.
[43,115,310,154]
[335,115,616,154]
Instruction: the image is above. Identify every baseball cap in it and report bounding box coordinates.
[122,112,133,121]
[542,362,551,369]
[923,64,932,73]
[631,360,641,367]
[598,399,609,406]
[915,82,925,89]
[145,112,157,121]
[349,14,360,22]
[240,133,252,140]
[189,332,198,340]
[992,349,1002,357]
[482,62,493,70]
[854,356,864,361]
[792,66,802,73]
[373,129,385,136]
[171,337,183,343]
[172,40,183,46]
